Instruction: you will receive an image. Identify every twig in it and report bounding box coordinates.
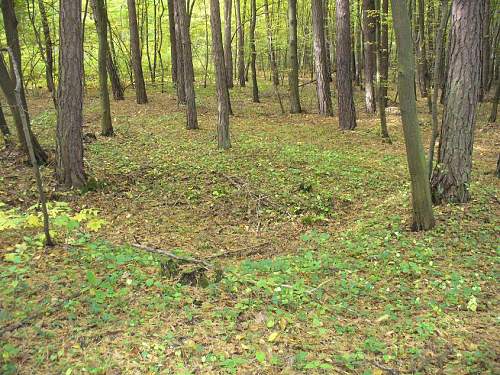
[207,242,270,259]
[131,243,213,269]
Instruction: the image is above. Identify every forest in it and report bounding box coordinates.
[0,0,498,373]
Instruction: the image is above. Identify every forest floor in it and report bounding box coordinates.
[0,83,498,374]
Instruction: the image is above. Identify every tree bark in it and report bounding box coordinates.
[480,0,490,101]
[167,0,178,84]
[224,0,234,88]
[235,0,245,87]
[391,0,435,231]
[362,0,376,113]
[38,0,55,93]
[288,0,301,113]
[210,0,231,149]
[431,0,483,204]
[377,0,390,140]
[249,0,259,102]
[57,0,86,188]
[127,0,148,104]
[173,0,186,104]
[0,100,10,141]
[311,0,333,116]
[489,75,500,123]
[176,0,198,129]
[336,0,356,130]
[91,0,114,136]
[416,0,429,98]
[0,0,47,164]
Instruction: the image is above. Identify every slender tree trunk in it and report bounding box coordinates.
[489,75,500,123]
[176,0,198,129]
[0,100,10,142]
[311,0,333,116]
[127,0,148,104]
[391,0,435,231]
[235,0,245,87]
[224,0,234,88]
[264,0,283,112]
[92,0,114,136]
[288,0,301,113]
[480,0,490,101]
[362,0,376,113]
[203,0,210,87]
[167,0,178,84]
[249,0,259,102]
[173,0,186,103]
[210,0,231,149]
[356,0,363,88]
[336,0,356,130]
[38,0,55,93]
[57,0,86,188]
[106,18,125,100]
[427,0,449,178]
[0,0,47,164]
[416,0,429,98]
[431,0,483,204]
[377,0,390,139]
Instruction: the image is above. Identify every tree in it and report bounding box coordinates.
[107,17,125,100]
[173,0,186,103]
[176,0,198,129]
[127,0,148,104]
[0,100,10,142]
[224,0,233,88]
[391,0,435,231]
[288,0,301,113]
[480,0,491,101]
[311,0,333,116]
[210,0,231,149]
[489,74,499,123]
[235,0,245,87]
[264,0,284,113]
[91,0,114,136]
[416,0,429,98]
[57,0,86,188]
[376,0,390,140]
[362,0,376,113]
[167,0,178,84]
[249,0,259,102]
[37,0,55,93]
[431,0,483,204]
[0,0,47,164]
[336,0,356,130]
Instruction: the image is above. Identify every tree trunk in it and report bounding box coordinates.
[106,42,125,100]
[311,0,333,116]
[480,0,490,101]
[173,0,186,104]
[38,0,55,93]
[288,0,301,113]
[0,0,47,164]
[57,0,86,188]
[489,75,500,123]
[249,0,259,102]
[427,0,449,178]
[92,0,114,136]
[210,0,231,149]
[336,0,356,130]
[263,0,283,112]
[176,0,199,129]
[431,0,483,204]
[224,0,234,88]
[391,0,435,231]
[0,100,10,141]
[416,0,429,98]
[235,0,245,87]
[362,0,376,113]
[377,0,390,139]
[127,0,148,104]
[167,0,178,84]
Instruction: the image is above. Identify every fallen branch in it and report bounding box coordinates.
[131,243,214,269]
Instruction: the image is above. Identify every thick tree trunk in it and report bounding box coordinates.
[92,0,114,136]
[336,0,356,130]
[224,0,234,88]
[249,0,259,102]
[427,0,449,178]
[173,0,186,104]
[235,0,245,87]
[362,0,376,113]
[391,0,435,231]
[57,0,86,188]
[176,0,199,129]
[167,0,178,84]
[431,0,483,204]
[127,0,148,104]
[288,0,301,113]
[311,0,333,116]
[38,0,55,93]
[210,0,231,149]
[0,0,47,164]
